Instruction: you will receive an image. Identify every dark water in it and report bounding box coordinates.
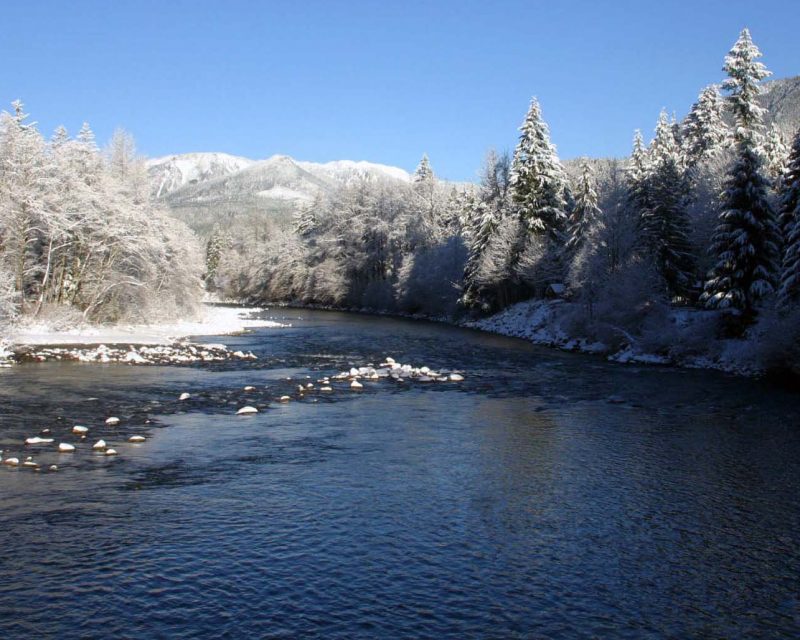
[1,308,799,639]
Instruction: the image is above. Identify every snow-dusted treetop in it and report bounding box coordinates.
[723,27,771,136]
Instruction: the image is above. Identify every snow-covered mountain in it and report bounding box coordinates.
[148,152,411,235]
[296,159,411,185]
[147,152,255,198]
[761,75,800,137]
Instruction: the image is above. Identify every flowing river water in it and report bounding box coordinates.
[1,308,799,638]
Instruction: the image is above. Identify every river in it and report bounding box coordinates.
[1,308,799,638]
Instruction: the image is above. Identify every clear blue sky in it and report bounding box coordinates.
[2,0,798,181]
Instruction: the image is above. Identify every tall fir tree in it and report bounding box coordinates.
[565,159,603,254]
[509,98,568,241]
[460,151,511,309]
[702,28,780,316]
[640,111,696,298]
[682,85,729,167]
[763,122,789,187]
[460,200,499,309]
[723,28,771,134]
[778,128,800,305]
[625,130,652,226]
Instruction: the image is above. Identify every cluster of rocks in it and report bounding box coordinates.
[201,358,467,417]
[3,355,467,474]
[331,357,465,385]
[10,341,258,365]
[1,416,148,472]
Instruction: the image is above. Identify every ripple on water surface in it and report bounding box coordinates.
[1,308,800,638]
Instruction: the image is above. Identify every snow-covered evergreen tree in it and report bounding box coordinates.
[461,200,498,309]
[205,226,230,286]
[509,98,568,241]
[51,125,69,150]
[293,195,320,237]
[702,29,780,315]
[763,123,789,187]
[682,85,729,166]
[640,112,695,298]
[73,121,103,187]
[460,150,511,309]
[778,128,800,305]
[412,154,434,183]
[565,159,603,254]
[723,28,771,136]
[625,130,651,226]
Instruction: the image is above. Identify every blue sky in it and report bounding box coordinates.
[2,0,798,181]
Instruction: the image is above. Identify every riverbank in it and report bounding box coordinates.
[464,299,752,375]
[256,298,797,379]
[0,305,288,366]
[3,297,794,379]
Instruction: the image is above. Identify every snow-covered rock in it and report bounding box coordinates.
[236,406,258,415]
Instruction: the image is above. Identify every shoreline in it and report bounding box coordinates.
[0,304,288,366]
[3,298,792,381]
[251,299,784,380]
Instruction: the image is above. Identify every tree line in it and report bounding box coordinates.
[214,28,800,352]
[0,105,204,326]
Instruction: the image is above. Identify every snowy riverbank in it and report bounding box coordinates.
[464,299,785,378]
[0,305,287,366]
[261,299,782,378]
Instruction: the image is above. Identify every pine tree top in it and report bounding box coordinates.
[650,110,680,167]
[77,122,97,148]
[413,153,434,183]
[627,130,649,181]
[723,28,771,135]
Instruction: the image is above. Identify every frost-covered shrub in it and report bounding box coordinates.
[638,308,720,357]
[727,304,800,373]
[572,259,668,350]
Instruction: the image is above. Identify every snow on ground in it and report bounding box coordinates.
[466,299,765,376]
[465,299,607,355]
[5,305,287,347]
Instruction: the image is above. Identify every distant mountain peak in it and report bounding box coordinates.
[147,152,412,235]
[146,152,255,198]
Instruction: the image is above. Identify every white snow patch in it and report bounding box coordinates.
[297,159,411,183]
[255,186,315,201]
[6,304,287,347]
